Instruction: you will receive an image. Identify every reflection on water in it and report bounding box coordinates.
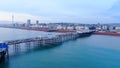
[0,42,62,68]
[9,42,62,57]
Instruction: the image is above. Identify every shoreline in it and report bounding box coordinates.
[94,32,120,36]
[2,26,120,37]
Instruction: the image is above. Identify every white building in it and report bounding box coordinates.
[102,26,108,30]
[115,26,120,33]
[75,26,89,30]
[56,25,63,30]
[62,26,67,30]
[67,26,74,30]
[96,26,102,30]
[109,26,114,30]
[115,26,120,30]
[75,26,84,30]
[84,26,89,30]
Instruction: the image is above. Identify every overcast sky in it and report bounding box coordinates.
[0,0,119,24]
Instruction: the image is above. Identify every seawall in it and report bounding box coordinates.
[94,32,120,36]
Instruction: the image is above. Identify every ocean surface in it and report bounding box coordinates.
[0,27,120,68]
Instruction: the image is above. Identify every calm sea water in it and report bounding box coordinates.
[0,27,120,68]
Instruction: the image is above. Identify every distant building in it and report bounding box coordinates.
[75,26,84,30]
[56,25,63,30]
[96,26,102,30]
[67,26,74,30]
[36,20,39,25]
[84,26,89,30]
[48,24,57,30]
[102,25,108,30]
[30,24,37,28]
[75,26,89,31]
[27,19,31,25]
[27,19,31,27]
[109,26,114,30]
[13,23,19,27]
[115,26,120,30]
[115,26,120,32]
[108,26,116,32]
[62,26,67,30]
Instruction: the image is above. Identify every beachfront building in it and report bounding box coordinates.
[39,24,49,29]
[27,19,31,27]
[48,24,57,30]
[115,26,120,33]
[109,26,114,30]
[75,26,83,30]
[56,25,63,30]
[108,26,116,32]
[30,24,38,28]
[36,20,39,25]
[84,26,89,30]
[115,26,120,30]
[102,25,108,30]
[96,26,102,31]
[67,26,74,30]
[75,26,89,31]
[62,26,67,30]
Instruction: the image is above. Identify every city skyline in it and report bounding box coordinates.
[0,0,120,24]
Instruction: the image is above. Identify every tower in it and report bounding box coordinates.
[27,19,31,27]
[27,19,31,25]
[36,20,39,25]
[12,15,14,23]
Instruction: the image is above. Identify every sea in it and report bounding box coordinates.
[0,27,120,68]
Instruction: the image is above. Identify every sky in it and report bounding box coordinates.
[0,0,119,24]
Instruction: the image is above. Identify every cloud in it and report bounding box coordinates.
[0,0,118,23]
[102,0,120,23]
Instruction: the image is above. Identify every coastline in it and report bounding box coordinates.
[94,32,120,36]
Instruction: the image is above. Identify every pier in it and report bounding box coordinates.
[0,31,93,62]
[4,33,79,45]
[0,42,8,62]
